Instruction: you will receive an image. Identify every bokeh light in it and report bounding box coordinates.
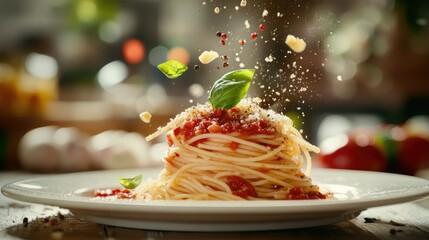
[97,61,128,90]
[99,21,122,43]
[123,39,145,64]
[188,83,204,98]
[167,47,190,65]
[148,45,168,67]
[76,0,98,24]
[25,53,58,79]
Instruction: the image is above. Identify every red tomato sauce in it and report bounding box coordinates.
[226,175,257,199]
[285,187,327,200]
[167,108,276,146]
[94,188,136,199]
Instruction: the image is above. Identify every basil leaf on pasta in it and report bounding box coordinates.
[208,69,255,109]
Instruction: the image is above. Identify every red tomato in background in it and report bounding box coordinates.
[396,136,429,175]
[319,140,388,172]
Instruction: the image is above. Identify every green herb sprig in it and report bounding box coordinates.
[157,60,188,79]
[118,174,143,189]
[208,69,255,109]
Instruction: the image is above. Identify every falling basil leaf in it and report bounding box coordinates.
[157,60,188,79]
[208,69,255,109]
[118,174,143,189]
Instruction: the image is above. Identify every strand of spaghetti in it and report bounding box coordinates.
[196,143,269,157]
[185,165,238,172]
[145,121,178,141]
[178,159,299,175]
[251,179,276,187]
[277,152,300,164]
[164,162,205,189]
[197,142,265,156]
[289,128,320,153]
[171,149,301,177]
[301,145,312,175]
[163,186,170,200]
[176,159,294,188]
[186,175,242,200]
[183,141,286,162]
[244,134,278,140]
[171,132,270,164]
[253,138,285,146]
[200,176,233,194]
[173,155,295,187]
[179,150,280,167]
[214,171,241,179]
[187,133,270,152]
[198,139,265,156]
[267,169,308,182]
[186,176,210,193]
[236,144,268,153]
[177,134,274,161]
[176,178,206,195]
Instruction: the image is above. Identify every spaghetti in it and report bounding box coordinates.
[139,98,328,200]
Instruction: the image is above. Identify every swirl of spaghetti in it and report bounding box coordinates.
[137,98,329,200]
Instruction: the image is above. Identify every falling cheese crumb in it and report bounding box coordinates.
[240,0,247,7]
[139,112,152,123]
[262,9,269,17]
[285,34,307,53]
[214,7,220,14]
[198,50,219,64]
[244,20,250,29]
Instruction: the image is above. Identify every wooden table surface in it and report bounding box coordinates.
[1,172,429,240]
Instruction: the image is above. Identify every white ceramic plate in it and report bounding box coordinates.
[2,168,429,232]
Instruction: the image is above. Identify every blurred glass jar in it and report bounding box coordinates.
[0,53,58,117]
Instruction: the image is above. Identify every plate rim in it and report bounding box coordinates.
[2,168,429,214]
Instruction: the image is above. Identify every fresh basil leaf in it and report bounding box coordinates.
[157,60,188,79]
[208,69,255,109]
[118,174,143,189]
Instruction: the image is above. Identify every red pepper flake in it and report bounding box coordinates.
[259,24,265,31]
[239,39,245,45]
[251,32,258,40]
[221,33,227,40]
[223,62,229,68]
[216,31,222,37]
[221,40,226,45]
[226,175,257,199]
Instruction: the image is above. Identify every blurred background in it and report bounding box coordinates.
[0,0,428,175]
